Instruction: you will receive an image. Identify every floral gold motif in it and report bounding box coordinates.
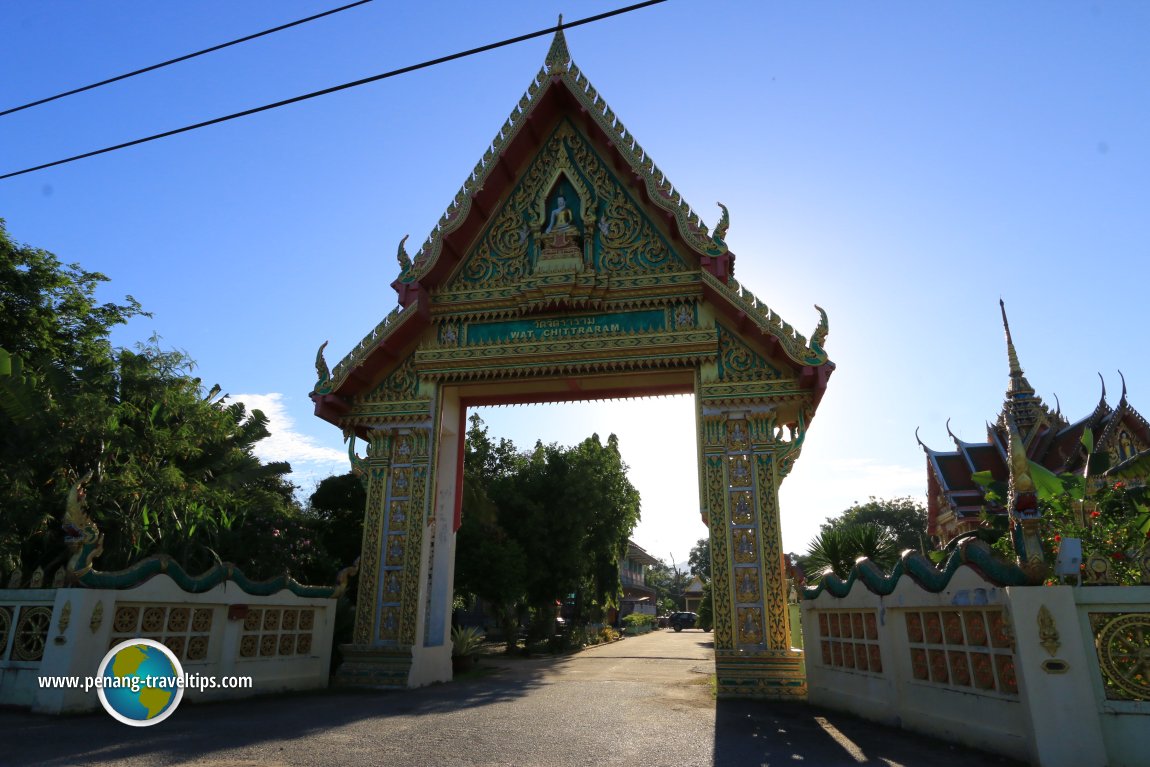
[1037,605,1060,657]
[57,601,71,634]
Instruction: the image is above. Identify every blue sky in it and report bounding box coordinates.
[2,1,1147,566]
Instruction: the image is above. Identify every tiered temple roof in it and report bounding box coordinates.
[919,301,1150,539]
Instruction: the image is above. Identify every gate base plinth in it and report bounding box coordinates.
[715,651,807,699]
[334,644,413,688]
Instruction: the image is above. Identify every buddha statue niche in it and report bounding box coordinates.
[535,191,585,274]
[546,194,575,234]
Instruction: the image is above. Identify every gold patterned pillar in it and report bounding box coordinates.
[337,423,433,687]
[699,398,807,699]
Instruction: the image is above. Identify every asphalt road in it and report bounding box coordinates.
[0,629,1023,767]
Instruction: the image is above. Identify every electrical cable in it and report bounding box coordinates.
[0,0,374,119]
[0,0,666,181]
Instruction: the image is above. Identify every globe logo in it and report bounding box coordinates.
[97,638,185,726]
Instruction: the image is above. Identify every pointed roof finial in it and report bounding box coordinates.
[546,14,571,75]
[1000,299,1023,377]
[999,299,1033,397]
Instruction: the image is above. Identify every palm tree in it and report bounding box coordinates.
[805,524,898,580]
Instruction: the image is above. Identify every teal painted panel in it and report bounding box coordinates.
[466,308,666,345]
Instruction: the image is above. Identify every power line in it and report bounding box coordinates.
[0,1,667,182]
[0,0,374,119]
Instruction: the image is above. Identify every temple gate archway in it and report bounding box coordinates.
[311,27,833,700]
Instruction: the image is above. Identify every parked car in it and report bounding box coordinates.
[668,611,698,632]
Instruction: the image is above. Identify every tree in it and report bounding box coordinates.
[819,496,928,555]
[453,415,643,641]
[644,559,679,613]
[454,415,529,651]
[688,536,712,580]
[306,472,367,572]
[0,221,304,578]
[696,581,713,630]
[804,524,898,581]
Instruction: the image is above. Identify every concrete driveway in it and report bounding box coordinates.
[0,629,1022,766]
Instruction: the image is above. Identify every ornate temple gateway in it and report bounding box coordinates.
[311,26,833,698]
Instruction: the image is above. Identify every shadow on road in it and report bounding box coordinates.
[0,656,550,767]
[712,698,1025,767]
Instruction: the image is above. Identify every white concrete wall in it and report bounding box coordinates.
[800,568,1135,766]
[1070,585,1150,767]
[0,576,337,714]
[802,568,1031,761]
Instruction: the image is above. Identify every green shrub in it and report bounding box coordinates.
[451,625,485,657]
[598,626,620,643]
[622,613,654,627]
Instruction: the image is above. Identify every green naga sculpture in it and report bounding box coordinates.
[62,470,103,583]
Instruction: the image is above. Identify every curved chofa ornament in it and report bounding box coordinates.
[703,202,731,258]
[396,234,411,276]
[810,305,829,353]
[347,432,368,484]
[63,470,102,582]
[314,340,332,394]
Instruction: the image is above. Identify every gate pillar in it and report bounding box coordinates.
[335,382,463,688]
[699,395,808,699]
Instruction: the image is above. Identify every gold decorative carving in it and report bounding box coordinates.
[13,606,52,661]
[243,609,262,632]
[366,356,420,403]
[727,419,749,451]
[1085,554,1115,585]
[737,607,764,645]
[735,568,761,603]
[141,606,164,633]
[263,609,281,632]
[1092,612,1150,701]
[57,601,71,634]
[164,636,186,659]
[167,607,189,633]
[730,491,754,525]
[733,529,758,563]
[192,608,212,632]
[385,535,406,566]
[728,455,751,488]
[1037,605,1060,657]
[717,325,781,382]
[0,607,11,653]
[188,636,208,661]
[113,606,139,633]
[89,602,104,633]
[239,635,258,658]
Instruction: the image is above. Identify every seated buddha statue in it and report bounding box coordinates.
[545,194,574,233]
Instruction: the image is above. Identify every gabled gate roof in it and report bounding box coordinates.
[312,25,832,424]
